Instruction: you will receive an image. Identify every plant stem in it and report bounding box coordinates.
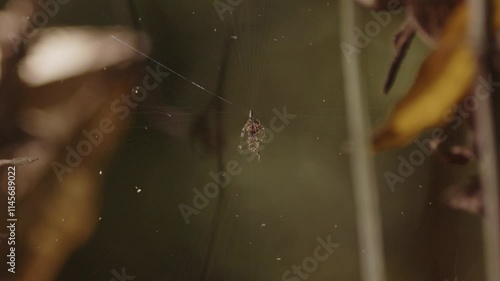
[469,0,500,280]
[0,157,38,167]
[340,1,387,281]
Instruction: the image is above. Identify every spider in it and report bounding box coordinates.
[238,110,266,160]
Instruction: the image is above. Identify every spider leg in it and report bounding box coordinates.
[241,120,253,138]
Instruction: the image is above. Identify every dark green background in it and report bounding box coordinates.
[2,0,484,280]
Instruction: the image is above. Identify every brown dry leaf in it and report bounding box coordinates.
[0,22,149,280]
[372,1,474,150]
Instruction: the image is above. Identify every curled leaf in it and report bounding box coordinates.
[373,1,474,150]
[373,0,500,151]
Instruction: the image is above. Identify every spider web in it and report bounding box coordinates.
[72,1,353,281]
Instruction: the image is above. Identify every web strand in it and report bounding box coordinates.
[111,35,233,105]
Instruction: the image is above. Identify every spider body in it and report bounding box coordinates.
[238,110,266,160]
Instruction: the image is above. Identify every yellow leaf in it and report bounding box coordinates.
[372,1,476,151]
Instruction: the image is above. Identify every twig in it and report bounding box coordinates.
[383,23,416,94]
[468,0,500,280]
[340,1,387,281]
[0,157,38,167]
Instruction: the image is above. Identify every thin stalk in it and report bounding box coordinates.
[339,1,386,281]
[468,1,500,280]
[0,157,38,167]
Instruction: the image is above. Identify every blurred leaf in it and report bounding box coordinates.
[373,1,474,150]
